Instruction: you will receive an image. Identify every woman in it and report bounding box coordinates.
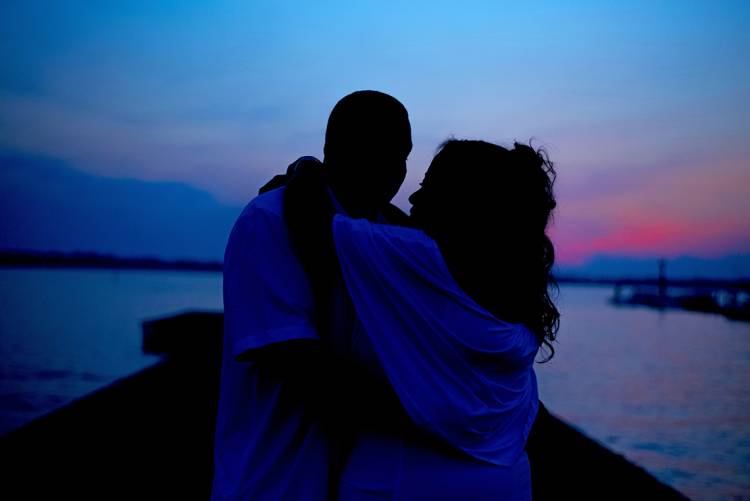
[285,139,559,500]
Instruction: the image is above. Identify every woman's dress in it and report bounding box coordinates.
[331,214,541,500]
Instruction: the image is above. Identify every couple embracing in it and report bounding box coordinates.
[211,90,559,500]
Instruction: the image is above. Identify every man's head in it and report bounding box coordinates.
[323,90,412,217]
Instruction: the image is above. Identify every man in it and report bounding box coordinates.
[211,90,413,500]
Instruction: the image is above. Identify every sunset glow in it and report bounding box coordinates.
[1,1,748,265]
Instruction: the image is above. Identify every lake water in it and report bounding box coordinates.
[535,285,750,500]
[0,269,748,500]
[0,268,223,433]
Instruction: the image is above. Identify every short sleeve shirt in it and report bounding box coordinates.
[211,187,328,500]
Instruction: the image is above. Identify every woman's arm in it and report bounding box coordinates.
[282,159,338,335]
[332,216,540,466]
[281,160,412,433]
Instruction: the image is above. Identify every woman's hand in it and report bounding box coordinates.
[283,157,338,335]
[283,156,334,271]
[258,155,323,194]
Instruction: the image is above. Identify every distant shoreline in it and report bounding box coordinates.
[2,250,749,289]
[0,250,221,272]
[554,275,750,290]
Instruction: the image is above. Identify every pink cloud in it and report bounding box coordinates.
[549,147,750,264]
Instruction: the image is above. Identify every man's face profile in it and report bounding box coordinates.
[323,90,412,215]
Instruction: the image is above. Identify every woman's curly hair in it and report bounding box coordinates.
[417,139,560,361]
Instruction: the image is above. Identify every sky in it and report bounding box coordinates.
[1,0,749,265]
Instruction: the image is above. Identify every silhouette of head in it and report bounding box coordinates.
[323,90,412,217]
[409,139,559,359]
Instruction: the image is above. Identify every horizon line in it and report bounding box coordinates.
[2,249,749,286]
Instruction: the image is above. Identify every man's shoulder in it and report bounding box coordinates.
[239,186,285,220]
[226,187,287,248]
[224,186,301,267]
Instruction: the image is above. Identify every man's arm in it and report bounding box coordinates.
[223,199,320,360]
[237,338,412,434]
[273,162,414,432]
[227,179,410,434]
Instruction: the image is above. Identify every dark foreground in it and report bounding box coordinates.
[0,311,688,500]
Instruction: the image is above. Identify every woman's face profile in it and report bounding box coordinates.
[408,168,438,227]
[409,151,472,231]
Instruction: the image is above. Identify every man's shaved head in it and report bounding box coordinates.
[323,90,412,217]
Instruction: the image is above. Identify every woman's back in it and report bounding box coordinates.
[332,215,539,500]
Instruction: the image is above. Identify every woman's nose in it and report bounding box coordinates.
[408,188,422,205]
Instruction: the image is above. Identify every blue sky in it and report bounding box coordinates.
[1,1,749,263]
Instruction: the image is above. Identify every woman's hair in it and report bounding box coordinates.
[415,139,560,360]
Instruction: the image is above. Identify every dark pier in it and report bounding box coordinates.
[0,311,688,500]
[608,266,750,321]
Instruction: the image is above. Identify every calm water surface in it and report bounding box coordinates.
[0,269,748,499]
[0,268,222,433]
[536,285,750,500]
